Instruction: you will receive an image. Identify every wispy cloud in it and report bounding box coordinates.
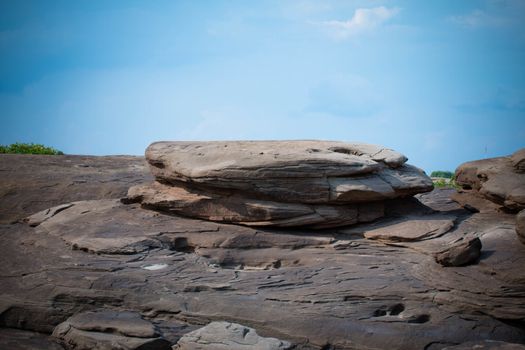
[448,9,508,28]
[448,0,525,29]
[316,6,399,39]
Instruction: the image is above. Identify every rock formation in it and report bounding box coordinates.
[52,310,171,350]
[453,148,525,212]
[517,209,525,245]
[1,150,525,350]
[174,322,292,350]
[0,154,151,224]
[127,141,433,228]
[434,237,482,267]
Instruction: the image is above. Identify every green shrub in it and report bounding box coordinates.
[430,170,453,179]
[432,174,459,189]
[0,143,64,155]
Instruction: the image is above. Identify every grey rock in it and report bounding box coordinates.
[0,328,65,350]
[173,321,292,350]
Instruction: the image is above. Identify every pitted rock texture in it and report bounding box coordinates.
[453,149,525,212]
[1,156,525,350]
[3,195,525,349]
[128,141,433,227]
[173,321,292,350]
[0,154,151,224]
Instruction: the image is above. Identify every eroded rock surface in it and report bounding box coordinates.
[173,321,292,350]
[52,310,171,350]
[1,155,524,350]
[0,154,151,224]
[517,210,525,245]
[453,149,525,212]
[442,340,525,350]
[128,141,433,228]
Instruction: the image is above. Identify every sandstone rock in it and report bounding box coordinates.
[128,141,432,228]
[127,181,383,229]
[145,141,431,203]
[517,210,525,245]
[173,321,292,350]
[2,155,525,350]
[52,310,171,350]
[0,328,64,350]
[511,149,525,172]
[434,237,482,267]
[0,154,151,224]
[442,340,525,349]
[341,214,455,242]
[454,150,525,211]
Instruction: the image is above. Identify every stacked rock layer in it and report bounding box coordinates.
[453,148,525,212]
[127,141,433,228]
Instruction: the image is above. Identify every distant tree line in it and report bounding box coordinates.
[430,170,453,179]
[0,142,63,155]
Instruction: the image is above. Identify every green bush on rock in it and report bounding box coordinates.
[0,143,64,155]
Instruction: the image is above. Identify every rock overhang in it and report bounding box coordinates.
[128,140,433,228]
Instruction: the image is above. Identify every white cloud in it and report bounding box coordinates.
[317,6,400,39]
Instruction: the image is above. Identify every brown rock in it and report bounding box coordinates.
[2,155,525,350]
[517,209,525,245]
[454,150,525,211]
[511,148,525,172]
[127,181,383,229]
[434,237,482,267]
[145,141,431,204]
[342,214,455,242]
[52,310,171,350]
[128,141,432,228]
[0,154,151,224]
[442,340,525,350]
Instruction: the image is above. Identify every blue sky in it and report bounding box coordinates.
[1,0,524,172]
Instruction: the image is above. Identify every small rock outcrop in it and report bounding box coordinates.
[52,310,171,350]
[126,141,433,228]
[434,237,482,267]
[173,321,292,350]
[517,210,525,245]
[442,340,525,349]
[453,149,525,212]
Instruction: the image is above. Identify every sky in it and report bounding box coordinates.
[1,0,524,172]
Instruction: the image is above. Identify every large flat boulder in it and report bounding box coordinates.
[145,141,431,203]
[127,141,432,228]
